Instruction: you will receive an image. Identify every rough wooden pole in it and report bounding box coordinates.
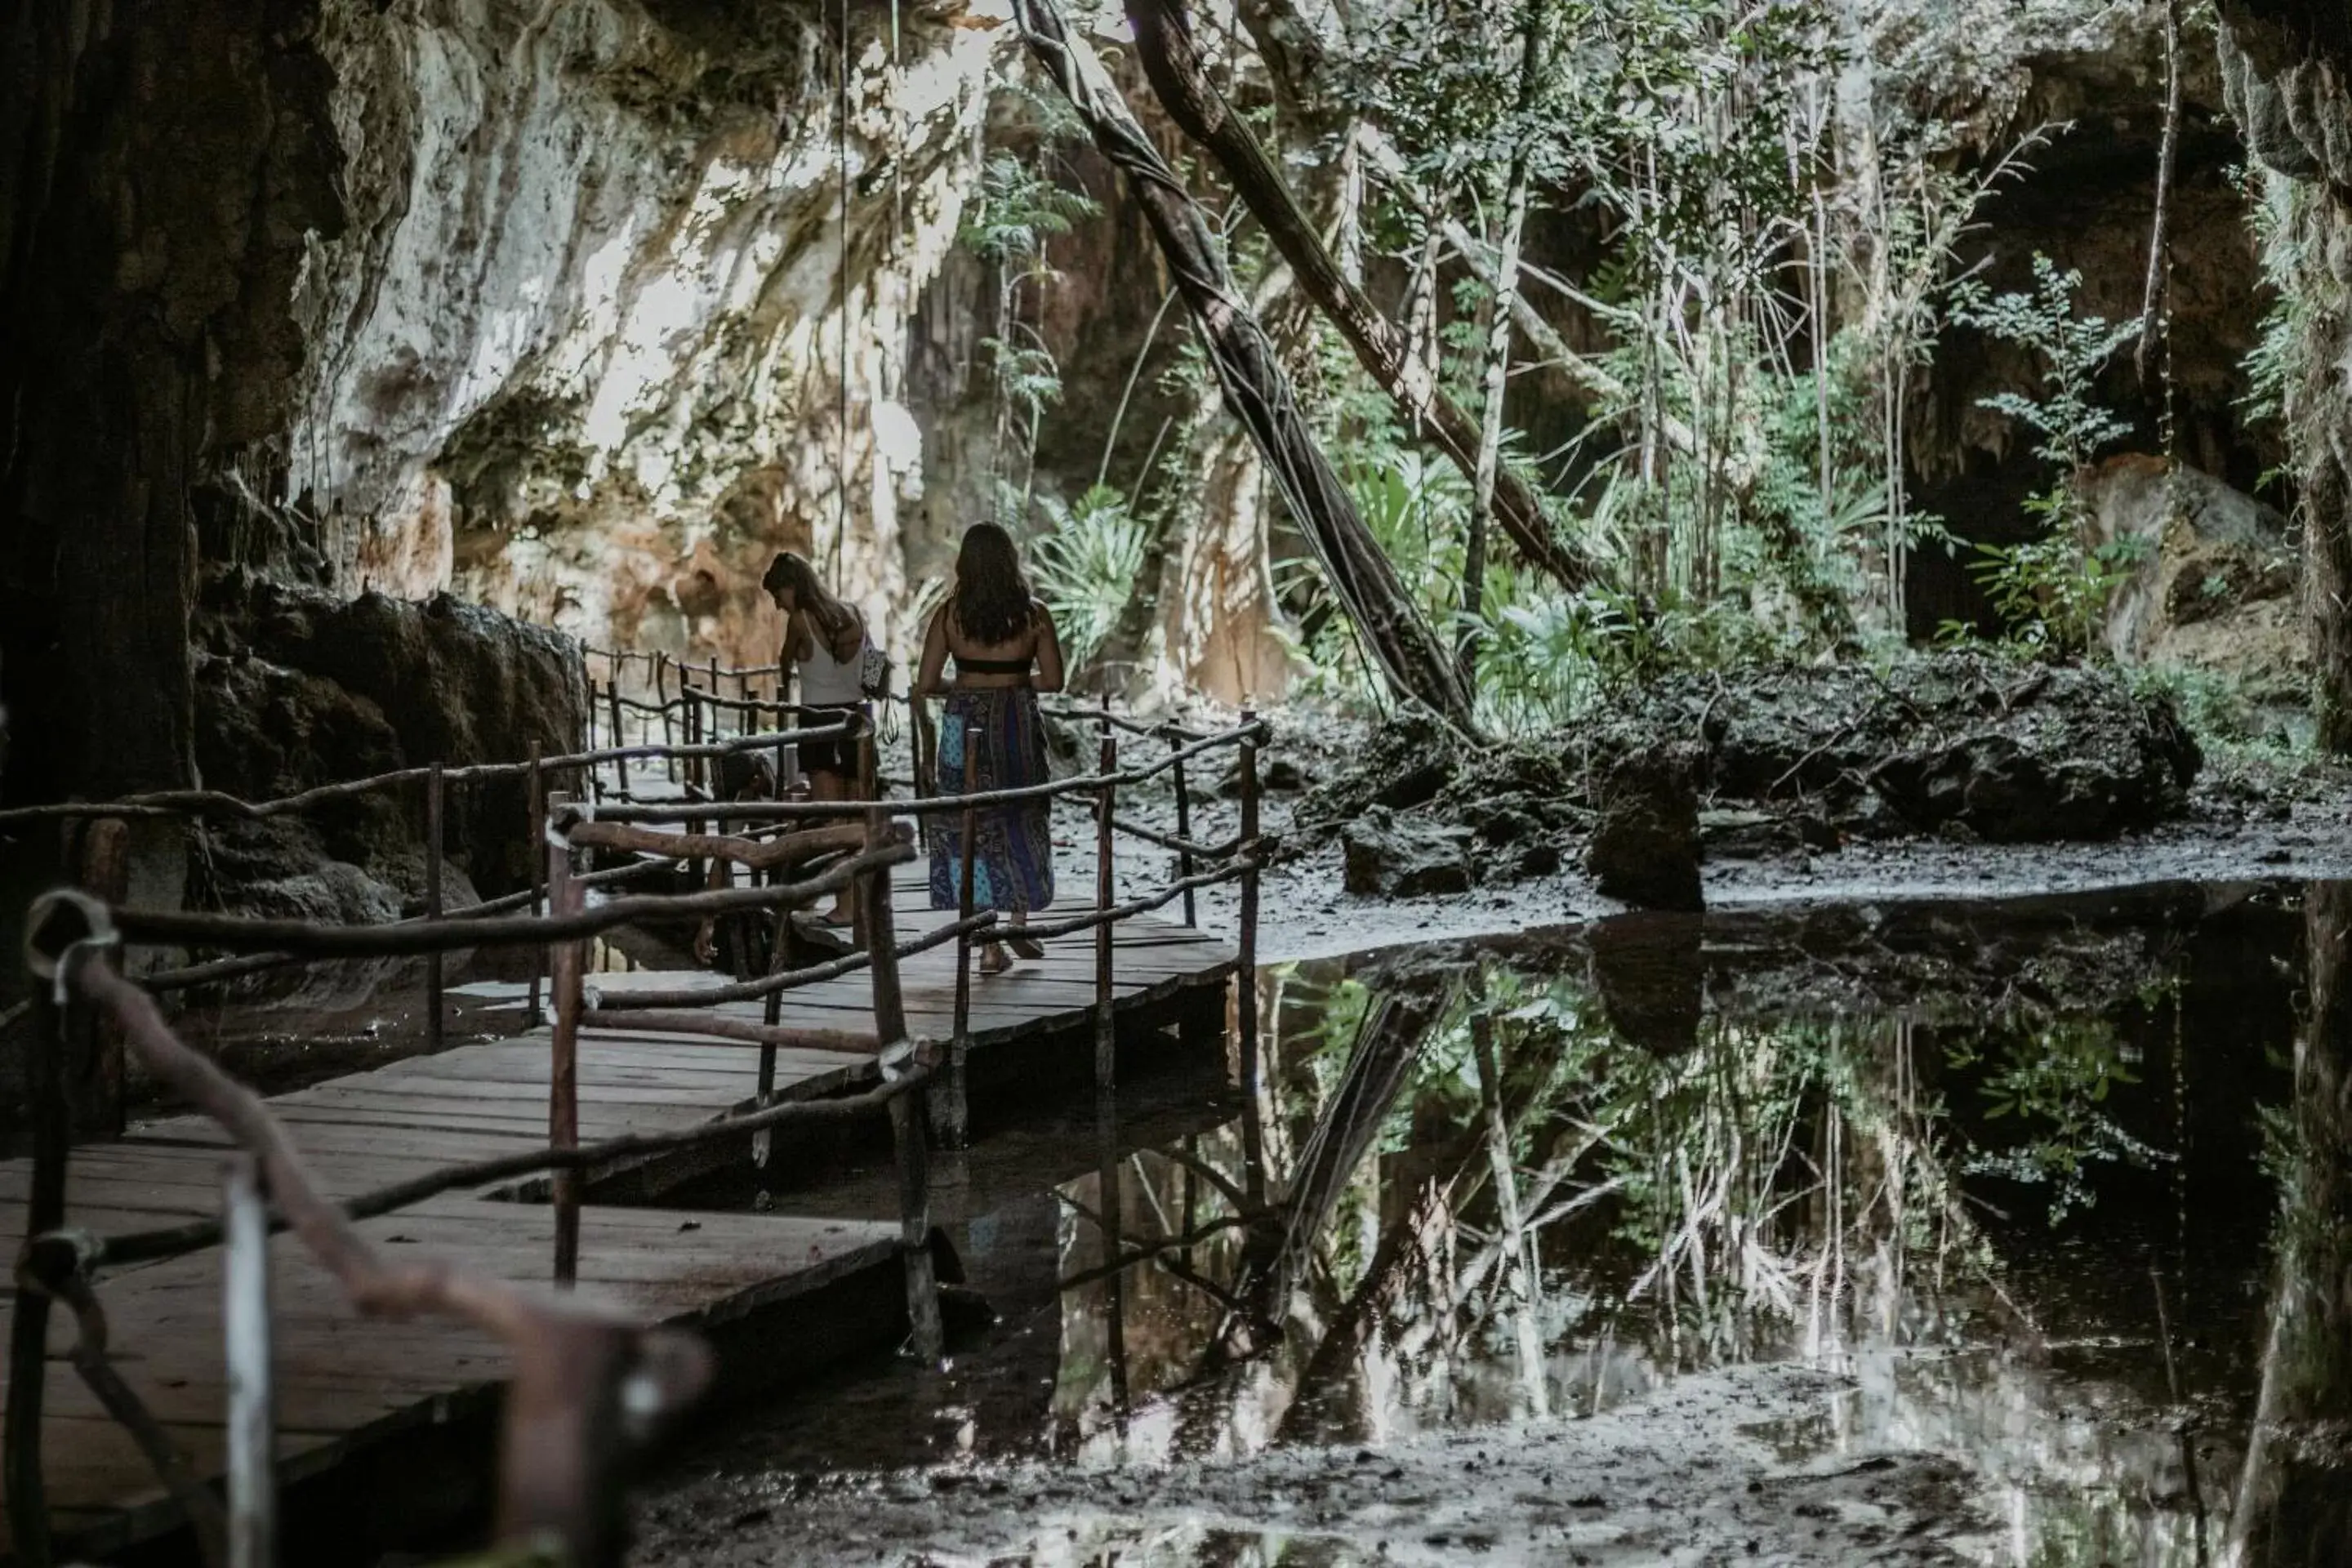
[608,683,630,795]
[527,746,546,1028]
[955,733,973,1062]
[4,973,72,1566]
[425,762,445,1055]
[865,784,945,1362]
[656,656,675,784]
[1169,733,1197,927]
[785,681,804,817]
[686,679,703,795]
[1095,723,1118,1093]
[1236,710,1262,1123]
[546,795,584,1285]
[72,817,130,1134]
[222,1153,277,1568]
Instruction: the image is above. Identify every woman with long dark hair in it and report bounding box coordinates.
[763,550,870,928]
[913,523,1066,973]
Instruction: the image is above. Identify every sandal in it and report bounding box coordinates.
[1007,935,1046,960]
[978,944,1013,975]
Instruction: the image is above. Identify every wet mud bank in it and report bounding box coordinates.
[631,877,2351,1566]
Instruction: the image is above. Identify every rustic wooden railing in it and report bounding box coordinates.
[2,696,1269,1568]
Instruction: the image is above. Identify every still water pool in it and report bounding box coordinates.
[659,880,2352,1566]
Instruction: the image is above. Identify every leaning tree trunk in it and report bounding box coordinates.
[1012,0,1477,732]
[1123,0,1597,595]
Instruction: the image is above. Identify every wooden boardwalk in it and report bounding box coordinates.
[0,863,1236,1561]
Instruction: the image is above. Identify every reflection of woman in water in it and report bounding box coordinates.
[913,523,1066,975]
[763,550,868,928]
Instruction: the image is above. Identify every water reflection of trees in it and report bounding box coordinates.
[2229,880,2352,1567]
[1045,908,2343,1562]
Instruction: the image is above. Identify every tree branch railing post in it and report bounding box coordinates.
[860,755,945,1362]
[655,655,675,786]
[1237,709,1263,1120]
[1094,721,1118,1094]
[4,942,76,1568]
[608,682,630,796]
[425,761,446,1056]
[527,746,546,1027]
[221,1152,276,1568]
[773,685,791,810]
[546,793,585,1285]
[934,724,978,1148]
[911,696,936,853]
[1169,728,1197,927]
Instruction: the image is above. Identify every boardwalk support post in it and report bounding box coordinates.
[1236,709,1261,1112]
[864,784,944,1362]
[69,817,130,1133]
[425,762,445,1055]
[547,795,584,1285]
[1094,723,1117,1093]
[527,746,546,1027]
[1170,732,1197,927]
[656,654,676,785]
[934,728,979,1149]
[222,1153,277,1568]
[608,682,630,795]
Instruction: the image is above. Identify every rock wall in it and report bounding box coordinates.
[0,0,343,803]
[194,572,586,911]
[2218,0,2352,750]
[288,0,1005,670]
[1899,2,2279,639]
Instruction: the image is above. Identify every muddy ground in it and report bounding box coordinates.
[633,1365,1984,1566]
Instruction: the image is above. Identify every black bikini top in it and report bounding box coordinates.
[953,654,1032,675]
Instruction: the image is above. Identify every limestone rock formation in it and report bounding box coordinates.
[289,0,1005,668]
[1592,655,2202,844]
[2082,455,2302,690]
[2216,0,2352,749]
[194,572,585,913]
[1341,807,1474,898]
[1584,747,1705,912]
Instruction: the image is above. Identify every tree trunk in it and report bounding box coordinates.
[1462,0,1548,678]
[1011,0,1477,731]
[1124,0,1598,593]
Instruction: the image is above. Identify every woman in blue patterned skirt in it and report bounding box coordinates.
[913,523,1067,973]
